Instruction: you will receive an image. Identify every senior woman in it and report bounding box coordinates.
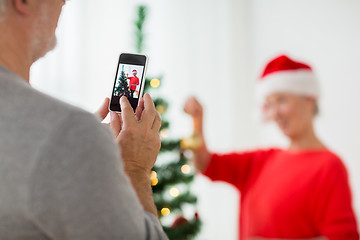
[184,55,359,240]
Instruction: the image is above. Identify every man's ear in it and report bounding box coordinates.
[12,0,31,16]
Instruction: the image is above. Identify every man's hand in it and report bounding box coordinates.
[107,93,161,217]
[110,93,161,175]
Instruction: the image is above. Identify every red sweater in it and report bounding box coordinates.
[128,76,139,90]
[203,149,359,240]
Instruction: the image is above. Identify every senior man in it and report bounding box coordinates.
[0,0,168,239]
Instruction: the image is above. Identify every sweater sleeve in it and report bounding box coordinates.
[202,149,276,191]
[28,110,168,240]
[315,157,359,240]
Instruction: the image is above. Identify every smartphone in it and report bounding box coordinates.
[109,53,148,112]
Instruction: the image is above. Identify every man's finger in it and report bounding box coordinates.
[110,111,121,137]
[152,112,162,132]
[95,98,110,121]
[119,96,135,128]
[140,93,157,127]
[135,98,145,121]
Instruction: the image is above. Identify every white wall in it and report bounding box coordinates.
[30,0,360,239]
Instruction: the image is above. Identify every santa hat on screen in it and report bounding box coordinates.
[132,70,137,74]
[257,55,320,103]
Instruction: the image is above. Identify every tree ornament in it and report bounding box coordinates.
[171,216,188,229]
[180,133,202,150]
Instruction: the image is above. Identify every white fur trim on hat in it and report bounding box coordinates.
[256,69,320,103]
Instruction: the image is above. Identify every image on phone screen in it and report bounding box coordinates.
[110,53,147,112]
[113,64,144,99]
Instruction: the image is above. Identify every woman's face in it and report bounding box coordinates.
[265,93,316,138]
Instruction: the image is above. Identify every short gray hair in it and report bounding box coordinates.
[0,0,7,12]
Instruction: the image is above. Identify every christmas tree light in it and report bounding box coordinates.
[161,207,171,216]
[150,78,161,88]
[170,187,180,198]
[181,165,192,175]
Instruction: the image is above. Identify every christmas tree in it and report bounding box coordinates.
[114,65,131,98]
[133,5,201,239]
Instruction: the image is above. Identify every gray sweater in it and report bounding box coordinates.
[0,66,168,240]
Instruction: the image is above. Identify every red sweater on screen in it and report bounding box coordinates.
[203,149,359,240]
[128,76,139,90]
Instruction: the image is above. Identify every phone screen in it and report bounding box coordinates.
[109,53,147,112]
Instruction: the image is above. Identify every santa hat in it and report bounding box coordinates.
[132,70,137,73]
[257,55,320,103]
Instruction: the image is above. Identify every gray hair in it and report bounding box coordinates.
[0,0,7,22]
[0,0,7,12]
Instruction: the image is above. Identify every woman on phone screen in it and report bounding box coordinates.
[184,55,359,240]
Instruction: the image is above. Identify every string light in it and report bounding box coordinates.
[150,171,157,180]
[156,105,167,115]
[150,78,161,88]
[161,207,171,216]
[151,178,159,186]
[169,187,180,198]
[160,129,169,139]
[150,171,159,186]
[181,164,191,175]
